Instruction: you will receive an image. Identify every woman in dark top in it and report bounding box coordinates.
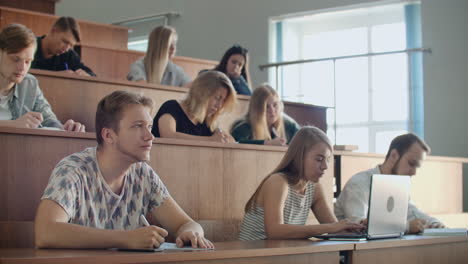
[152,71,237,142]
[213,45,252,95]
[230,84,301,146]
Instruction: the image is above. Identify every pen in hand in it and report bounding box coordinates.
[140,214,150,227]
[22,105,43,128]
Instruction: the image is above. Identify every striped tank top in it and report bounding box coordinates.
[239,181,315,240]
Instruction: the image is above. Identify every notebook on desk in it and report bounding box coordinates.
[315,174,411,241]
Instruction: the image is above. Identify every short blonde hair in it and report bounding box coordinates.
[244,126,332,212]
[182,71,236,131]
[144,26,176,84]
[0,24,36,54]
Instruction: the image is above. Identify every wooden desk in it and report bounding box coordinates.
[334,151,468,216]
[350,235,468,264]
[79,45,218,81]
[0,127,334,244]
[0,0,59,14]
[0,6,129,49]
[0,240,353,264]
[31,69,328,133]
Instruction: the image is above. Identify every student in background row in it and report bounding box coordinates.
[127,26,191,87]
[0,24,85,132]
[152,71,235,143]
[35,91,213,249]
[239,126,363,240]
[334,133,445,234]
[32,17,96,77]
[231,84,300,146]
[213,45,252,95]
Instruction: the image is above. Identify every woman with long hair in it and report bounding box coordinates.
[239,126,363,240]
[231,84,300,146]
[213,45,252,95]
[152,71,236,142]
[127,26,191,87]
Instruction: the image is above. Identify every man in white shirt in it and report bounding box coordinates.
[334,133,445,234]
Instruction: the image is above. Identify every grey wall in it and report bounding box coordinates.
[421,0,468,211]
[56,0,468,210]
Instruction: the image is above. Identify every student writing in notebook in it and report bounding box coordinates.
[239,126,363,240]
[0,24,85,131]
[32,17,96,76]
[152,71,236,143]
[334,133,445,234]
[35,91,213,249]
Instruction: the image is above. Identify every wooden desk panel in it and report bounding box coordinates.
[0,7,128,49]
[335,152,467,215]
[0,0,59,14]
[0,128,334,243]
[0,240,352,264]
[80,45,217,81]
[351,235,468,264]
[31,69,327,133]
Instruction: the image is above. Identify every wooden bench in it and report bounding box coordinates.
[0,6,129,49]
[79,45,219,80]
[31,69,328,133]
[0,127,334,245]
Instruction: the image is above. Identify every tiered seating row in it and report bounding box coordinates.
[0,127,335,247]
[0,6,129,49]
[31,69,328,133]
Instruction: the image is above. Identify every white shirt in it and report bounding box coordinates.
[0,91,13,121]
[334,166,442,229]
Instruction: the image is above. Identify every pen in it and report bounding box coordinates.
[22,105,43,128]
[140,214,150,227]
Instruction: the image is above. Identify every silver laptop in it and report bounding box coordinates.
[316,174,410,240]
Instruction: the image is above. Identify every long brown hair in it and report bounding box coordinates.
[144,26,175,84]
[244,126,332,212]
[234,84,285,140]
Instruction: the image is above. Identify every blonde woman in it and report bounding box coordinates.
[239,126,363,240]
[230,84,300,146]
[127,26,191,87]
[152,71,236,142]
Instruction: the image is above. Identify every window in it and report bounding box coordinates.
[270,1,423,153]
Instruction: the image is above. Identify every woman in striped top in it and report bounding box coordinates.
[239,126,363,240]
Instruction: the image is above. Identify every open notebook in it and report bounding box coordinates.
[112,242,214,252]
[422,228,467,237]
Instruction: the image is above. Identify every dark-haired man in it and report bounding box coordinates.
[32,16,95,76]
[35,90,212,249]
[334,133,445,234]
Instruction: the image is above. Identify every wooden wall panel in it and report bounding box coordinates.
[336,153,465,215]
[0,7,128,49]
[0,0,59,14]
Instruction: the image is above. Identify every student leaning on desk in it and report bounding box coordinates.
[334,133,445,234]
[0,24,85,132]
[34,90,213,249]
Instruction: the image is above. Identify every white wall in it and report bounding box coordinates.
[56,0,468,209]
[56,0,377,86]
